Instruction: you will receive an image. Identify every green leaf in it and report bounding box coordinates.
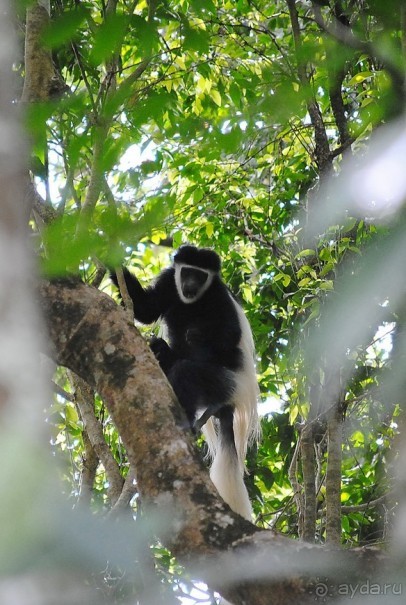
[215,128,243,153]
[193,187,204,203]
[183,24,210,53]
[41,7,89,48]
[348,71,373,85]
[210,89,222,106]
[89,14,128,65]
[341,492,351,503]
[229,82,242,107]
[289,404,299,424]
[351,431,365,445]
[296,249,315,259]
[131,16,160,56]
[274,273,291,287]
[205,221,214,237]
[190,0,216,14]
[319,248,332,262]
[242,284,253,303]
[41,214,102,276]
[318,281,334,291]
[342,515,350,534]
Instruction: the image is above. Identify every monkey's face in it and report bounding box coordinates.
[174,263,214,304]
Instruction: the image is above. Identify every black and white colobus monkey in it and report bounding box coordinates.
[112,245,260,520]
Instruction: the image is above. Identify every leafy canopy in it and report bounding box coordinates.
[36,0,405,551]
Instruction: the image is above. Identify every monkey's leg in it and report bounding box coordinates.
[194,402,227,432]
[168,360,236,430]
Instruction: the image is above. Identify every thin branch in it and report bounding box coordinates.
[53,0,98,113]
[52,380,75,402]
[115,267,135,321]
[301,423,317,542]
[76,120,110,234]
[285,0,331,176]
[28,177,58,232]
[109,467,138,515]
[70,41,98,116]
[341,492,391,514]
[288,438,303,534]
[311,2,352,150]
[78,429,99,504]
[325,398,342,546]
[69,372,124,506]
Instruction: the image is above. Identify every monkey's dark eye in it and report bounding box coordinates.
[181,267,208,299]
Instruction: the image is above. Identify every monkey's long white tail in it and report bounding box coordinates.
[208,439,253,520]
[203,298,260,521]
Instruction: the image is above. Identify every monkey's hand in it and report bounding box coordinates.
[149,337,177,374]
[150,336,169,356]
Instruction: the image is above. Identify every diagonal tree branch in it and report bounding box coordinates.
[37,277,383,604]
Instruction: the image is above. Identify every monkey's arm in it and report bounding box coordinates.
[111,267,176,324]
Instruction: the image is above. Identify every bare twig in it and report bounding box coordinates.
[69,372,124,505]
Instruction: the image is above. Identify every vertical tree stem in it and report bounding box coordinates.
[326,402,342,545]
[301,424,317,541]
[21,1,54,103]
[286,0,331,176]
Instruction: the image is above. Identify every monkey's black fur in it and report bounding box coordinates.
[112,245,259,519]
[112,245,242,434]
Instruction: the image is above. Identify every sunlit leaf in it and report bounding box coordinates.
[348,71,374,85]
[210,89,221,106]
